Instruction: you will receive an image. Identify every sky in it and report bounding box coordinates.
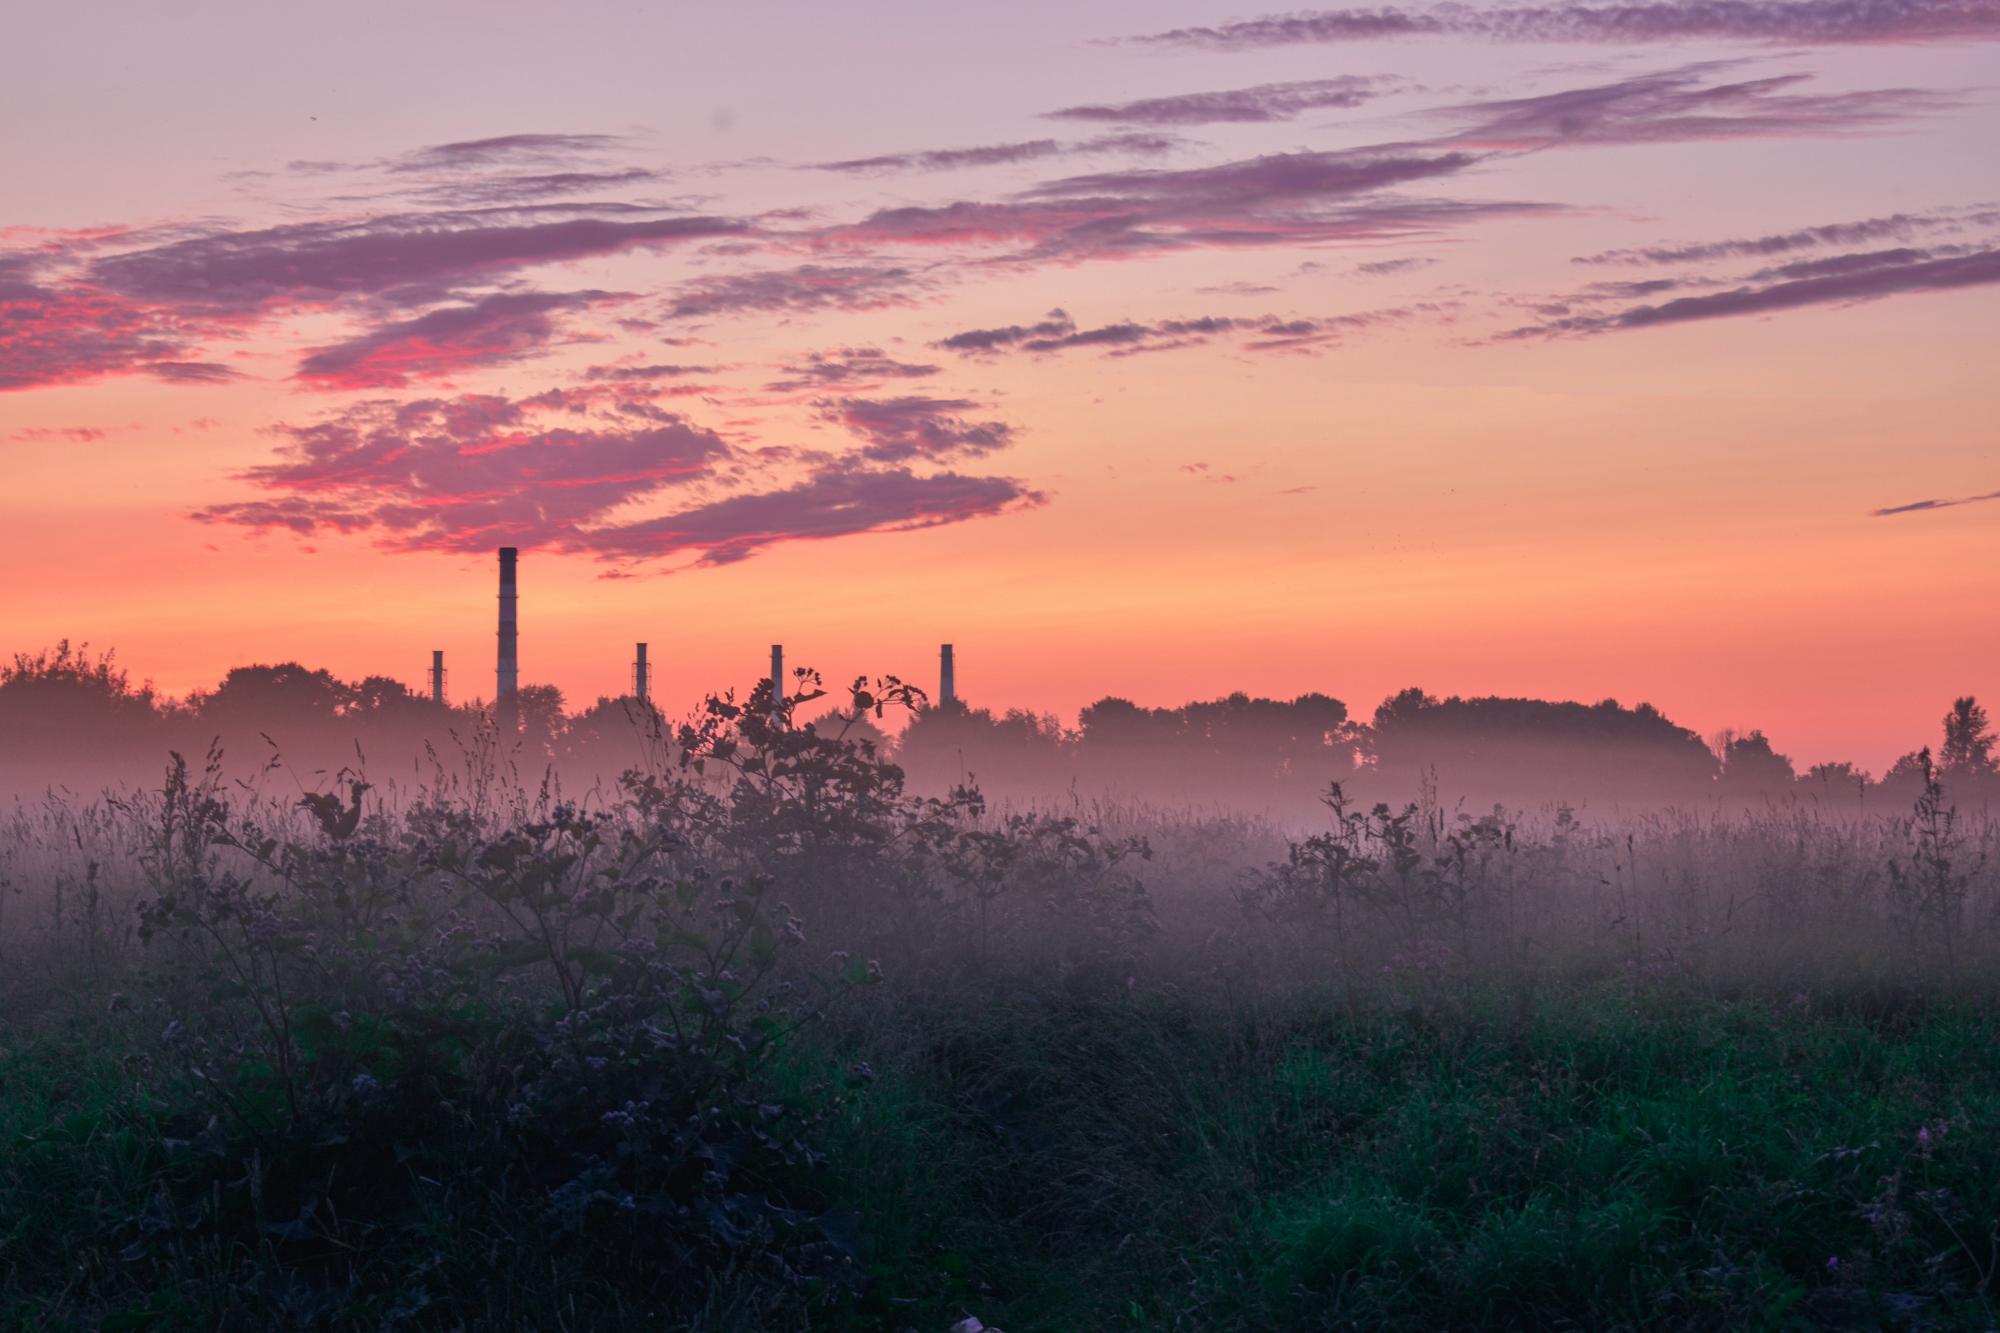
[2,0,1996,772]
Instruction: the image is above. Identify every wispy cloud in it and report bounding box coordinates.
[1871,488,2000,516]
[570,461,1044,567]
[295,290,616,389]
[936,304,1449,356]
[89,206,745,312]
[192,380,1041,568]
[764,347,940,392]
[814,395,1016,461]
[405,168,670,208]
[1573,205,2000,265]
[1124,0,2000,48]
[1504,244,2000,335]
[808,132,1178,174]
[1434,65,1961,150]
[389,133,631,173]
[828,146,1554,262]
[661,263,932,319]
[1045,77,1389,126]
[192,391,730,550]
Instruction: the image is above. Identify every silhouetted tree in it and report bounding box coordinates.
[1802,760,1870,798]
[515,684,568,758]
[1370,689,1716,801]
[0,640,161,760]
[1717,729,1795,793]
[199,663,350,733]
[1940,696,1997,778]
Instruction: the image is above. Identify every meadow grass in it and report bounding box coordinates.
[4,706,2000,1329]
[11,981,2000,1329]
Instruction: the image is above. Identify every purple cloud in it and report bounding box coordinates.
[191,391,731,551]
[661,263,932,320]
[1046,77,1389,125]
[572,461,1044,567]
[1872,489,2000,516]
[1505,244,2000,335]
[937,304,1448,356]
[390,133,629,173]
[406,168,669,207]
[934,310,1078,352]
[764,347,940,392]
[146,360,242,383]
[90,206,746,313]
[584,361,720,382]
[809,132,1181,174]
[1436,66,1960,150]
[296,290,615,388]
[1355,256,1438,275]
[1574,206,1999,265]
[0,275,211,391]
[813,139,1065,174]
[829,146,1552,262]
[1125,0,2000,48]
[815,396,1016,461]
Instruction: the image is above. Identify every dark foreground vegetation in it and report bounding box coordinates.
[6,670,2000,1329]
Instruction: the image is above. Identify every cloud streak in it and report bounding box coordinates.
[1435,66,1958,150]
[661,263,932,319]
[1505,244,2000,335]
[828,146,1555,262]
[90,206,745,312]
[814,395,1016,461]
[1045,77,1389,125]
[809,132,1178,174]
[1125,0,2000,48]
[1871,489,2000,516]
[764,347,940,392]
[192,392,730,550]
[572,462,1043,567]
[936,304,1449,356]
[295,290,616,388]
[1573,205,2000,265]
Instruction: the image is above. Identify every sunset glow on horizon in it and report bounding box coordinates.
[4,0,1996,773]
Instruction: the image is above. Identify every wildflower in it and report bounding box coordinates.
[1826,1256,1841,1273]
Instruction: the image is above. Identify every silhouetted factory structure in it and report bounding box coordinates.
[426,548,963,722]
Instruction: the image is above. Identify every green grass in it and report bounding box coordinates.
[797,982,2000,1331]
[9,984,2000,1329]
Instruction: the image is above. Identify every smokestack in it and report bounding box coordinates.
[497,547,519,716]
[940,643,956,707]
[633,642,650,702]
[770,643,785,725]
[430,650,446,705]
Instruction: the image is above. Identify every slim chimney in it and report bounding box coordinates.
[770,643,785,725]
[497,547,519,716]
[430,650,446,705]
[940,643,956,707]
[633,642,650,702]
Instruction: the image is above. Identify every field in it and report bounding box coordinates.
[4,683,2000,1331]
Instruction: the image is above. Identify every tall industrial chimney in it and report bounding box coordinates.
[770,643,785,725]
[633,642,650,702]
[940,643,956,707]
[430,650,446,705]
[497,547,519,715]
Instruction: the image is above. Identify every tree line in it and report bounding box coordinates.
[3,640,1994,806]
